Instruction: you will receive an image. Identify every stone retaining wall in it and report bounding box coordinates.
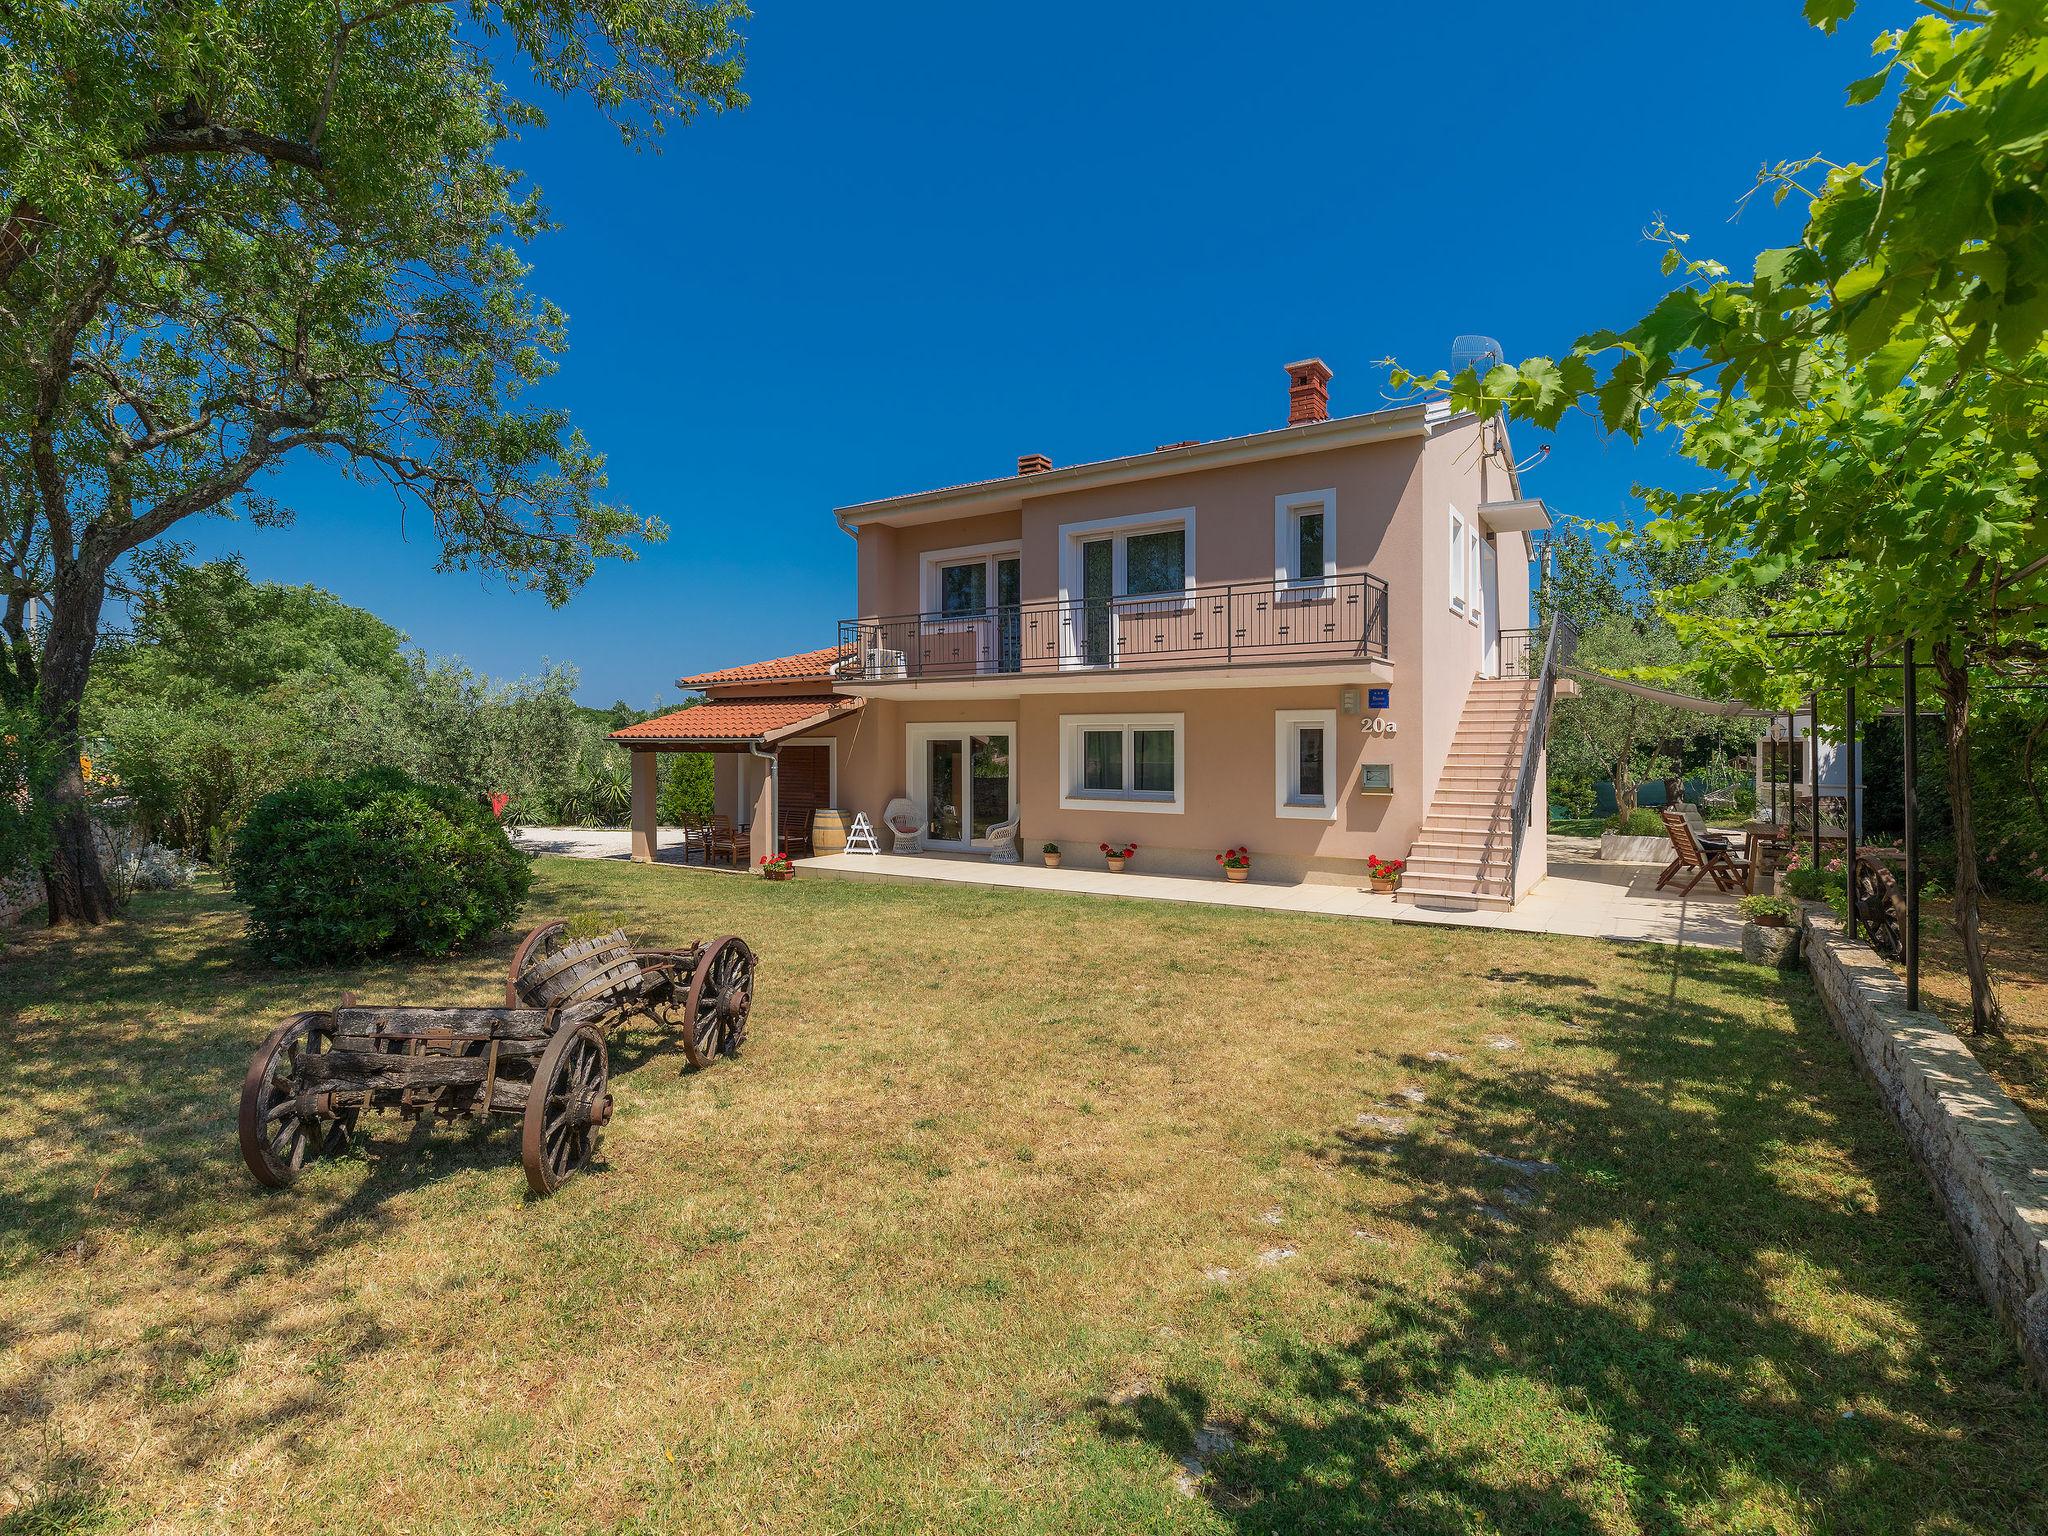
[1802,909,2048,1388]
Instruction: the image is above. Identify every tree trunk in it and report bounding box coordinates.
[1932,650,2006,1035]
[1611,760,1637,815]
[36,557,116,926]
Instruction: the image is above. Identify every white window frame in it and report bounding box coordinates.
[1274,709,1340,820]
[920,540,1021,619]
[1274,488,1335,592]
[1448,505,1468,616]
[1064,507,1196,622]
[906,720,1019,848]
[1058,712,1185,814]
[1468,526,1483,627]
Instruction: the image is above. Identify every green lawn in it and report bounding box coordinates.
[4,863,2045,1534]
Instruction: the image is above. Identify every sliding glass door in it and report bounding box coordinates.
[910,724,1016,848]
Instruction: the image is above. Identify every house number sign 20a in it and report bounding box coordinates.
[1361,717,1397,735]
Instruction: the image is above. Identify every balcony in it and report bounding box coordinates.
[836,574,1389,692]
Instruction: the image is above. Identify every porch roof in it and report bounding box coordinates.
[676,644,852,690]
[609,695,861,749]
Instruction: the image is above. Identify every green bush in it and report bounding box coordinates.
[1606,808,1667,838]
[229,768,532,964]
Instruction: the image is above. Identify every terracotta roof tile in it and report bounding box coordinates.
[676,644,851,689]
[609,695,859,744]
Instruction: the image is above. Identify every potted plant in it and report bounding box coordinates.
[759,851,795,882]
[1366,854,1404,894]
[1099,841,1136,873]
[1216,846,1251,883]
[1042,841,1062,869]
[1739,891,1802,967]
[1739,893,1797,928]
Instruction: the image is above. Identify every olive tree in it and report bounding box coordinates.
[0,0,746,923]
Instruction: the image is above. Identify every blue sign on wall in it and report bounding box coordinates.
[1367,687,1390,710]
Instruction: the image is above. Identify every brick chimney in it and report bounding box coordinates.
[1017,452,1052,475]
[1285,358,1331,426]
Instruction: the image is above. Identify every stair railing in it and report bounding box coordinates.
[1504,613,1580,901]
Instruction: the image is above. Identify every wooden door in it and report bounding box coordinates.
[779,746,831,820]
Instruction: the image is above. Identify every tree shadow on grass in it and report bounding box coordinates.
[1097,943,2048,1533]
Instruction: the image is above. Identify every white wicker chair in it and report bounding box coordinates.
[986,815,1021,865]
[883,797,925,854]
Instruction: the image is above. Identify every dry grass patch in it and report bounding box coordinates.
[1,861,2045,1534]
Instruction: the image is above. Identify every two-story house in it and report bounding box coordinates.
[613,360,1563,908]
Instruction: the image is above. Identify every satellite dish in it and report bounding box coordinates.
[1451,334,1504,375]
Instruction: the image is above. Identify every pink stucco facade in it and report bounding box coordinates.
[817,403,1545,887]
[638,378,1555,904]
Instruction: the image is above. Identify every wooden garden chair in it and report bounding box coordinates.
[704,815,742,868]
[778,808,814,860]
[1657,808,1749,895]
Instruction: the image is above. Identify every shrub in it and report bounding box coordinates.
[230,767,532,964]
[1606,808,1666,838]
[1739,894,1799,923]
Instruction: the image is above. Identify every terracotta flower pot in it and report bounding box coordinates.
[1370,875,1399,895]
[1105,856,1126,873]
[1044,852,1061,868]
[763,867,793,882]
[1751,913,1786,928]
[1225,866,1249,883]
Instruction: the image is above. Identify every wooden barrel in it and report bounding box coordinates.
[812,808,850,856]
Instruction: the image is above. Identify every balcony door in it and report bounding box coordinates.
[908,722,1017,850]
[1080,537,1113,667]
[927,547,1021,675]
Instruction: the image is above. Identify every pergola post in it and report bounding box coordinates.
[629,749,659,863]
[1809,692,1822,878]
[1845,678,1858,941]
[1903,643,1920,1010]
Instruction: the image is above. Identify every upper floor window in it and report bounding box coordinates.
[1275,489,1335,587]
[939,560,988,616]
[1124,528,1185,596]
[922,543,1020,618]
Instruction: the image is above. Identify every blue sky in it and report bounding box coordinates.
[188,1,1888,708]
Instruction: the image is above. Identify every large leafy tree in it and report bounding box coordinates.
[0,0,747,924]
[1396,0,2045,1033]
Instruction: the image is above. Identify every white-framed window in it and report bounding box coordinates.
[1058,509,1197,604]
[1058,712,1185,814]
[920,541,1021,617]
[1274,709,1340,819]
[1468,526,1483,627]
[1448,506,1467,615]
[1274,488,1335,589]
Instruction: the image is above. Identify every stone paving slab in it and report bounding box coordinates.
[515,828,1746,950]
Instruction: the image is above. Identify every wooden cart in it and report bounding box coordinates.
[238,925,756,1196]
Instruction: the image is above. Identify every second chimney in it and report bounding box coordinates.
[1286,358,1332,426]
[1017,452,1053,475]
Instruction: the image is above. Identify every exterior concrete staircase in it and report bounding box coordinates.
[1396,673,1539,911]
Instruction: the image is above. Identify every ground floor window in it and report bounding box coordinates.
[1059,713,1185,814]
[1275,709,1339,819]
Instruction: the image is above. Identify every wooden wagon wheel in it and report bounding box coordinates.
[521,1022,612,1196]
[505,919,570,1005]
[680,935,755,1068]
[238,1012,359,1188]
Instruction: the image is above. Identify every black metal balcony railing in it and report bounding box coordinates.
[837,574,1390,683]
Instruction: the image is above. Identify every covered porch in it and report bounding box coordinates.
[609,695,865,869]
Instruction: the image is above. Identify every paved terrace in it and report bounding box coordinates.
[515,828,1745,950]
